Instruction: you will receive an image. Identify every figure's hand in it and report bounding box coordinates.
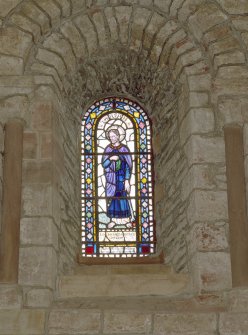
[110,155,119,161]
[125,180,131,194]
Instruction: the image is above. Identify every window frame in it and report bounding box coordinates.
[80,97,158,263]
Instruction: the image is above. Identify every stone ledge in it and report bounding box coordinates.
[0,309,46,335]
[52,295,227,313]
[0,284,22,309]
[58,264,190,299]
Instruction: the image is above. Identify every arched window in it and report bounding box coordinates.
[81,97,155,258]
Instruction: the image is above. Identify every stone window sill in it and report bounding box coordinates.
[77,251,164,265]
[58,261,189,299]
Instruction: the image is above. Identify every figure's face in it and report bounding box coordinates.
[109,131,119,144]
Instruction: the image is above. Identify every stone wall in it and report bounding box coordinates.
[154,100,189,273]
[0,123,3,233]
[0,0,248,333]
[20,86,58,306]
[0,0,246,287]
[20,85,81,303]
[54,101,81,275]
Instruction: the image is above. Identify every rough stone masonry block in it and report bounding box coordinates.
[43,33,76,73]
[26,288,53,308]
[154,0,171,12]
[181,164,217,201]
[180,108,215,146]
[0,27,32,59]
[21,1,50,35]
[36,48,66,79]
[130,7,151,51]
[183,60,209,77]
[60,21,87,59]
[22,160,52,184]
[232,17,248,31]
[173,49,203,79]
[22,184,53,216]
[169,38,194,69]
[33,0,61,27]
[74,14,97,55]
[141,0,153,7]
[19,247,57,288]
[241,32,248,49]
[20,217,58,249]
[184,135,225,166]
[188,74,211,91]
[0,285,22,309]
[155,182,165,204]
[104,7,118,43]
[58,0,71,17]
[214,50,245,70]
[40,132,52,159]
[209,37,240,58]
[217,65,248,79]
[0,0,22,16]
[218,98,243,127]
[215,77,248,98]
[23,132,38,159]
[203,24,232,46]
[10,12,41,43]
[104,311,152,334]
[219,312,248,335]
[227,289,248,312]
[178,0,206,23]
[187,190,228,224]
[115,6,132,45]
[31,62,63,92]
[154,313,217,335]
[0,309,45,335]
[71,0,86,14]
[216,0,248,14]
[0,95,29,123]
[143,12,165,50]
[188,3,227,41]
[152,19,178,53]
[160,29,187,66]
[0,54,23,75]
[188,222,228,255]
[48,310,101,334]
[179,49,203,69]
[169,0,184,17]
[31,101,52,130]
[95,0,108,5]
[191,252,232,292]
[92,11,108,48]
[189,92,209,108]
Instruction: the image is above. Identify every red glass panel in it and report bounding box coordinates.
[141,245,150,254]
[86,246,94,254]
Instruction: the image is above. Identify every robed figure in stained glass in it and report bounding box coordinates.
[82,97,155,257]
[102,127,133,228]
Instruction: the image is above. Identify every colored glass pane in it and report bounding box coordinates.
[81,97,155,258]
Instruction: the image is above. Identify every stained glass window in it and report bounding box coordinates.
[81,97,155,258]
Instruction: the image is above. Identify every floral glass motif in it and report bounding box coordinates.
[81,97,155,257]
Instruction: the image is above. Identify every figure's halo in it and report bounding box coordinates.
[105,125,126,142]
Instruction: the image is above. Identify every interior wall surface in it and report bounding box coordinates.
[0,0,248,334]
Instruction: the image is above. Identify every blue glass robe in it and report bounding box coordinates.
[102,144,132,218]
